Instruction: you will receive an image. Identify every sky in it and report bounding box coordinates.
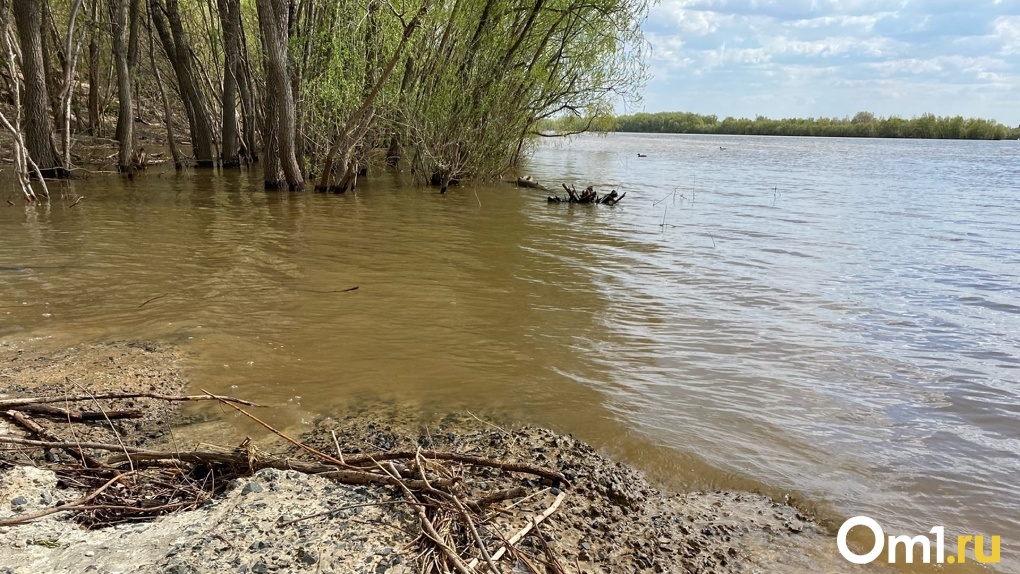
[638,0,1020,125]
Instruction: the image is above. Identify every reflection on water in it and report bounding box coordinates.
[2,134,1018,569]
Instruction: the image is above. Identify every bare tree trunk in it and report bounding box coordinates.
[58,0,85,169]
[150,0,216,167]
[216,0,239,167]
[127,0,140,66]
[386,56,415,167]
[235,10,258,163]
[146,5,181,169]
[87,1,101,136]
[256,0,302,189]
[127,0,141,124]
[40,1,62,119]
[109,0,134,171]
[261,84,282,186]
[12,0,66,178]
[1,3,43,200]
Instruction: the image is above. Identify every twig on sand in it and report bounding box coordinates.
[466,491,566,569]
[276,500,409,527]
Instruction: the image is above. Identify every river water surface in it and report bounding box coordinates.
[2,134,1018,568]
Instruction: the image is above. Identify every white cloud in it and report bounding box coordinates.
[638,0,1020,124]
[993,16,1020,54]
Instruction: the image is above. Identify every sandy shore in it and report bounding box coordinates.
[0,338,874,573]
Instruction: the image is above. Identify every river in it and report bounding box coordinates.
[2,133,1018,569]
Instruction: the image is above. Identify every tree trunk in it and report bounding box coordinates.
[146,6,182,169]
[12,0,66,178]
[256,0,303,189]
[386,56,415,167]
[58,0,85,169]
[40,1,62,120]
[316,0,429,191]
[127,0,141,67]
[87,1,101,136]
[109,0,134,171]
[216,0,240,167]
[127,0,141,125]
[235,11,258,163]
[150,0,216,167]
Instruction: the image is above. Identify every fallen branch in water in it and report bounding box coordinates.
[547,183,626,205]
[203,389,349,468]
[138,293,168,307]
[138,286,357,308]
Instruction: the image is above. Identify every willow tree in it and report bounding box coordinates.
[110,0,138,171]
[150,0,216,167]
[2,0,646,192]
[216,0,241,166]
[0,0,50,200]
[256,0,303,189]
[11,0,66,177]
[314,0,430,192]
[400,0,646,187]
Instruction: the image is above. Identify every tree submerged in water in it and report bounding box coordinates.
[0,0,648,195]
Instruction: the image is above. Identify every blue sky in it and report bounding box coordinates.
[639,0,1020,125]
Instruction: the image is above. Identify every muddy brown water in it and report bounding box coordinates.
[2,134,1018,570]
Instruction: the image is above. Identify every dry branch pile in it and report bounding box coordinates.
[0,392,579,574]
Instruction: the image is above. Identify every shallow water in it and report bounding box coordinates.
[2,134,1018,569]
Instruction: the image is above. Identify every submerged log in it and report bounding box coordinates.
[514,175,549,191]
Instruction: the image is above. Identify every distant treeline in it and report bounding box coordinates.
[544,112,1020,140]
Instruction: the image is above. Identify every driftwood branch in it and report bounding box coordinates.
[202,390,349,468]
[379,460,474,574]
[0,392,259,409]
[467,491,566,569]
[2,411,104,467]
[344,450,566,484]
[12,404,144,422]
[468,486,528,511]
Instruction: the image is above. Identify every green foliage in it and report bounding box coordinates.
[599,111,1016,140]
[12,0,648,182]
[399,0,648,180]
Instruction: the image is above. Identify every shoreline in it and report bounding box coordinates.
[0,338,882,573]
